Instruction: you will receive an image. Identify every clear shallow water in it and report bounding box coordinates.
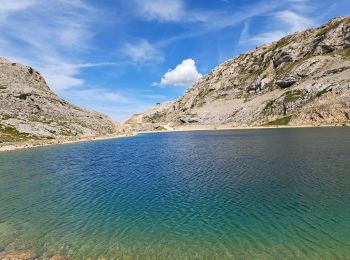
[0,128,350,259]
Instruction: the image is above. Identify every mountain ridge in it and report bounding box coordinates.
[0,58,118,143]
[121,16,350,131]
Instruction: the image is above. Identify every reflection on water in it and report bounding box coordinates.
[0,128,350,259]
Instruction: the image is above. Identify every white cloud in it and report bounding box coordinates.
[240,22,286,45]
[275,10,314,32]
[0,0,38,17]
[0,0,104,92]
[239,8,316,46]
[155,59,202,87]
[135,0,185,22]
[121,39,164,64]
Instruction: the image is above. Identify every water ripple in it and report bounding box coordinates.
[0,128,350,259]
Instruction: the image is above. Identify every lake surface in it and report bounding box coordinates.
[0,128,350,259]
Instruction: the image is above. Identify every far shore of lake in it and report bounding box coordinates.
[0,124,348,153]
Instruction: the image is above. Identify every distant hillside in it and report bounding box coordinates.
[0,58,117,143]
[122,16,350,131]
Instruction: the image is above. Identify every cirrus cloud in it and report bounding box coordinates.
[121,39,164,64]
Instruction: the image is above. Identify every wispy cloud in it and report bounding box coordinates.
[0,0,38,17]
[0,0,112,92]
[121,39,164,64]
[275,10,315,31]
[134,0,185,22]
[153,1,283,47]
[239,2,317,46]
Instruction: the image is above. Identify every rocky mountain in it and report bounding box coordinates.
[0,58,117,143]
[122,16,350,131]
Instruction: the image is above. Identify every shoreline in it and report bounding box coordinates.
[139,123,348,134]
[0,124,347,153]
[0,132,136,153]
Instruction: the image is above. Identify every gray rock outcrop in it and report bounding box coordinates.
[0,59,117,142]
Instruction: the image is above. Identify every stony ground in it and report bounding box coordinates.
[122,16,350,131]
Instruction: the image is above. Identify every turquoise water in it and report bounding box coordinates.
[0,128,350,259]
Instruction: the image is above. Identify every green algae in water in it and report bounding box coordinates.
[0,128,350,259]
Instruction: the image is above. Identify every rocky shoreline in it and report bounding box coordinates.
[0,132,135,153]
[1,124,348,153]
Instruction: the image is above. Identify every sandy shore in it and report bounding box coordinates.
[0,124,347,153]
[0,132,136,153]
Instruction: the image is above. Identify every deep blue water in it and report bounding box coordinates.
[0,128,350,259]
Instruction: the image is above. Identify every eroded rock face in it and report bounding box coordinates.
[122,16,350,131]
[0,59,117,142]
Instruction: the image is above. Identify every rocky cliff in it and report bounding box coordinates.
[0,58,117,143]
[122,16,350,131]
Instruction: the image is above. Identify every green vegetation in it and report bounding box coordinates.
[16,93,32,100]
[59,100,68,106]
[334,48,350,57]
[266,116,292,126]
[0,125,32,142]
[264,80,275,91]
[342,48,350,57]
[60,129,74,136]
[1,114,12,120]
[0,85,6,90]
[316,19,344,37]
[148,111,167,122]
[264,100,275,111]
[316,87,331,98]
[274,35,294,50]
[283,90,303,103]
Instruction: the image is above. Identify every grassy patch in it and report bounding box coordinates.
[1,114,12,120]
[60,129,74,136]
[59,99,68,106]
[283,90,303,103]
[147,111,167,122]
[316,87,331,98]
[316,19,344,37]
[264,100,275,111]
[0,85,6,90]
[266,116,292,126]
[0,125,32,142]
[16,93,32,100]
[264,80,275,91]
[274,35,294,50]
[335,48,350,57]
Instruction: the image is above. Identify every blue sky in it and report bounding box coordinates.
[0,0,349,121]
